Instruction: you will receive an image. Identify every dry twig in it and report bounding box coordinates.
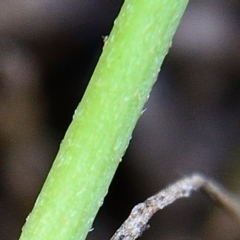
[110,173,240,240]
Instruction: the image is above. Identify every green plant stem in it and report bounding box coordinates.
[19,1,188,240]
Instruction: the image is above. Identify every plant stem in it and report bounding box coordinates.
[110,173,240,240]
[19,1,189,240]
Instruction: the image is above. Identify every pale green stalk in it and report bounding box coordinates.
[19,1,188,240]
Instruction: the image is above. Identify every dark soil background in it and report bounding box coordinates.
[0,1,240,239]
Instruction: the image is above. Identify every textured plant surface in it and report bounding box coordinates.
[110,173,240,240]
[19,1,189,240]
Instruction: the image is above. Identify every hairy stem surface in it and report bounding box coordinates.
[19,1,189,240]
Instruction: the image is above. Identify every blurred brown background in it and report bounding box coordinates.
[0,1,240,239]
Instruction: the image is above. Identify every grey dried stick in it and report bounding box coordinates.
[110,173,240,240]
